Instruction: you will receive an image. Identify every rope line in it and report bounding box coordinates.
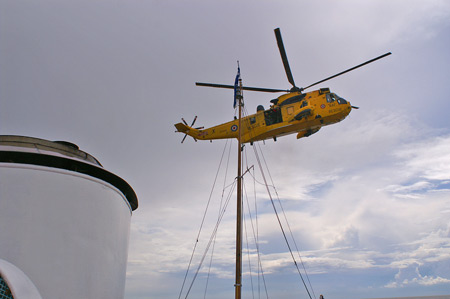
[253,144,314,299]
[256,142,317,299]
[204,140,234,298]
[242,174,270,299]
[184,180,237,298]
[178,139,231,299]
[242,143,270,299]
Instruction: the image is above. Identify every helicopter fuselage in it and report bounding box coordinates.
[175,28,389,144]
[175,88,354,144]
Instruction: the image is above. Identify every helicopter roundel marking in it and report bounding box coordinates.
[231,125,238,132]
[320,104,326,109]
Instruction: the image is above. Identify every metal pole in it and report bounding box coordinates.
[235,77,243,299]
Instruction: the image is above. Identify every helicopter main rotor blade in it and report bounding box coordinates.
[274,28,296,89]
[196,82,288,93]
[303,52,392,90]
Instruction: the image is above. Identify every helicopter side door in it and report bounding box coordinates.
[264,107,283,126]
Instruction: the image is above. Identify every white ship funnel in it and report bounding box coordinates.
[0,135,138,299]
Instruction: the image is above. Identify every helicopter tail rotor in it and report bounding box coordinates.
[177,116,204,143]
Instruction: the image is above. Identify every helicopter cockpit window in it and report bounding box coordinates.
[335,94,348,105]
[326,93,336,103]
[300,100,308,108]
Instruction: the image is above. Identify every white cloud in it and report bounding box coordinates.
[386,263,450,288]
[243,116,450,286]
[396,136,450,181]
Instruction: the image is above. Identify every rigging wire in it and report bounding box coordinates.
[204,139,234,298]
[178,139,232,299]
[184,180,237,298]
[252,165,266,299]
[255,142,317,299]
[252,144,314,299]
[204,246,213,299]
[243,206,255,299]
[242,173,270,299]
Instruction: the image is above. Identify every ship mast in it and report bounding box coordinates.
[235,75,243,299]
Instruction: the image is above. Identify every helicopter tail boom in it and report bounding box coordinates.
[175,122,190,133]
[175,122,202,139]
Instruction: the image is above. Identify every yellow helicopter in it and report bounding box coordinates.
[175,28,391,144]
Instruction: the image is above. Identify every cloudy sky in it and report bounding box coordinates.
[1,0,450,298]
